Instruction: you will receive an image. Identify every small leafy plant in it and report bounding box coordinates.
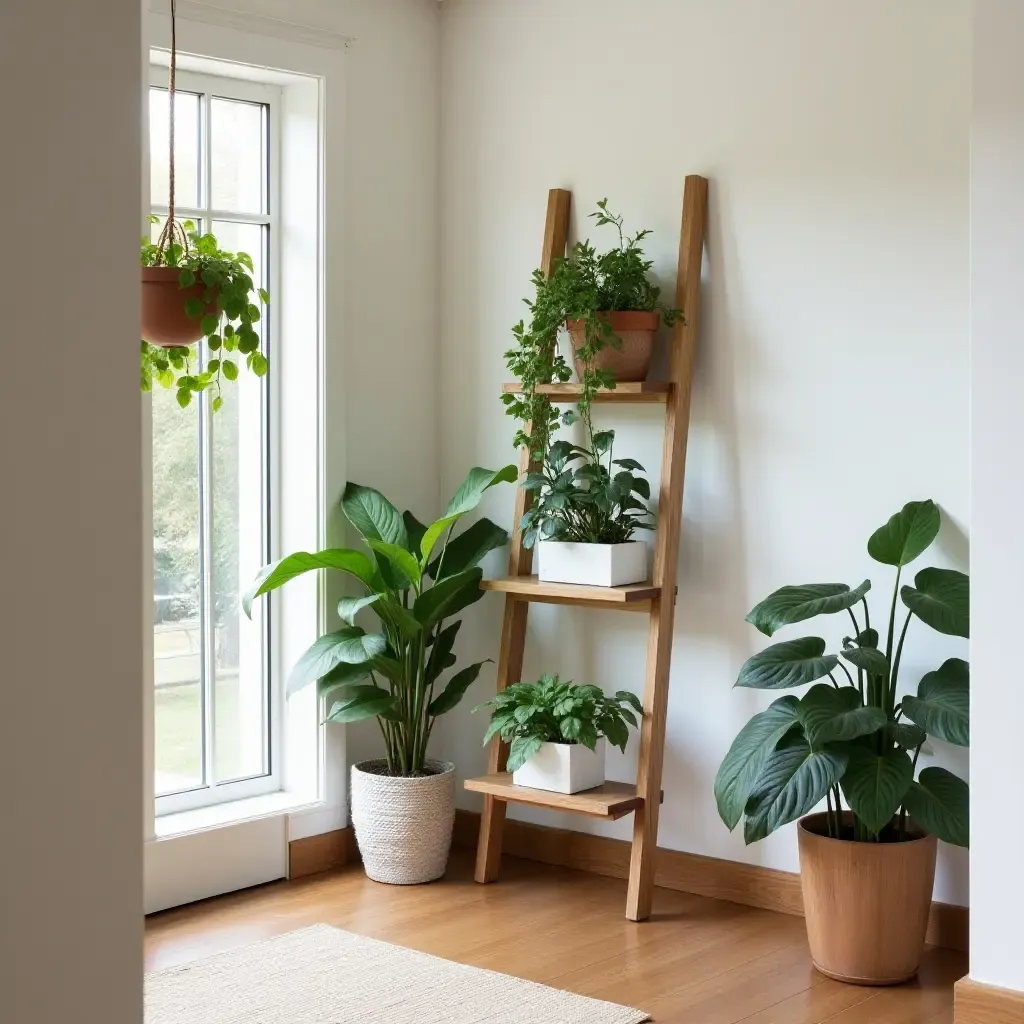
[714,500,969,847]
[475,674,643,773]
[244,465,517,776]
[520,432,653,548]
[141,217,269,410]
[503,200,680,460]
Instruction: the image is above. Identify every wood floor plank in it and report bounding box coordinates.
[144,851,964,1023]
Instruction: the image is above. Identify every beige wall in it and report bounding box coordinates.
[438,0,970,905]
[0,1,144,1022]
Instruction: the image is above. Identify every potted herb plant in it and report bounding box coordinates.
[503,199,680,462]
[244,465,516,885]
[521,430,654,586]
[141,217,269,411]
[714,500,969,985]
[474,674,642,794]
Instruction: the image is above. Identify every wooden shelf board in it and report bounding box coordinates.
[481,575,661,610]
[464,775,645,820]
[502,382,671,404]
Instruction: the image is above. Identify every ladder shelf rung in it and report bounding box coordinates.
[502,381,671,404]
[464,774,655,820]
[481,575,661,610]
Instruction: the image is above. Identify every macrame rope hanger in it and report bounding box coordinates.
[155,0,187,262]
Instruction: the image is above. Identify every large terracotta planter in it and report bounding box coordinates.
[350,759,455,885]
[567,310,659,383]
[141,266,218,348]
[798,812,937,985]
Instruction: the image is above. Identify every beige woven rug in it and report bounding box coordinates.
[146,923,649,1023]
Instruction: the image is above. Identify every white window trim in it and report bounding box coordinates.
[144,11,347,913]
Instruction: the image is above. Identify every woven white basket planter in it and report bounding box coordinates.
[350,759,456,885]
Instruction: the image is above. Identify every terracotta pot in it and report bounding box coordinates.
[797,812,937,986]
[567,310,659,383]
[141,266,218,348]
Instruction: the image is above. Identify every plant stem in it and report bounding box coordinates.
[889,610,914,715]
[826,789,836,839]
[835,662,855,689]
[898,742,924,839]
[846,607,860,637]
[885,566,902,681]
[861,597,871,634]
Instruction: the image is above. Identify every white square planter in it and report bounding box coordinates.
[536,540,647,587]
[512,739,606,794]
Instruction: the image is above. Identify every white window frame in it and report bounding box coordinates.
[150,65,284,816]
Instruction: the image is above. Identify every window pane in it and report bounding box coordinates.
[210,98,266,214]
[149,88,200,209]
[153,379,204,796]
[211,220,268,782]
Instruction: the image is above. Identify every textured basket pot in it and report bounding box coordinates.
[512,739,605,794]
[798,812,937,986]
[141,266,218,348]
[567,310,660,382]
[537,540,647,587]
[350,759,455,885]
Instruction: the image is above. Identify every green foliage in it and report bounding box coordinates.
[715,499,970,847]
[520,433,653,547]
[503,200,680,460]
[244,465,515,776]
[141,218,269,410]
[473,674,643,773]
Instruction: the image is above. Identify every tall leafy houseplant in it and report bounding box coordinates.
[243,465,517,775]
[502,200,680,461]
[715,500,969,847]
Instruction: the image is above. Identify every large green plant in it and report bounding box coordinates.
[714,500,969,846]
[141,218,269,410]
[243,465,517,776]
[474,674,643,772]
[520,433,653,547]
[502,200,680,461]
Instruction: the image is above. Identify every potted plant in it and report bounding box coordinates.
[714,500,969,985]
[244,465,516,885]
[141,217,269,411]
[503,199,680,461]
[474,674,642,794]
[520,431,654,586]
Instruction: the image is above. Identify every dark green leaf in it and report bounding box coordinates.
[325,684,397,724]
[743,737,848,844]
[841,646,890,677]
[746,581,872,637]
[867,500,941,566]
[337,594,379,626]
[714,695,801,830]
[222,360,238,381]
[443,465,518,519]
[317,658,375,695]
[901,568,969,638]
[402,511,428,556]
[184,297,204,319]
[886,721,928,750]
[901,658,969,746]
[201,314,220,336]
[428,660,492,716]
[429,518,509,579]
[287,628,387,695]
[735,637,838,690]
[591,430,614,454]
[243,548,376,617]
[841,747,914,834]
[903,766,969,846]
[797,683,887,746]
[341,482,409,549]
[373,596,423,639]
[178,269,195,288]
[412,568,484,628]
[425,621,461,684]
[507,735,544,773]
[368,539,421,587]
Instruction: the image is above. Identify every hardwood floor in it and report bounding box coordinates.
[145,851,965,1023]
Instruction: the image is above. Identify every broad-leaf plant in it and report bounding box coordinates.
[243,465,517,775]
[141,217,269,410]
[714,500,969,847]
[474,674,643,772]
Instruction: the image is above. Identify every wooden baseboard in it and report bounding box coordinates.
[450,809,969,953]
[287,827,356,879]
[956,978,1024,1023]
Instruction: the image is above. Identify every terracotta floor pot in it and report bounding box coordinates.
[350,759,455,885]
[142,266,218,348]
[798,812,937,986]
[567,310,659,383]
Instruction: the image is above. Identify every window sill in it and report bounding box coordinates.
[154,791,320,839]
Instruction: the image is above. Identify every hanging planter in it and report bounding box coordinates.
[140,0,269,410]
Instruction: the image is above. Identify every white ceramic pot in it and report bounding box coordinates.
[512,739,606,794]
[536,540,647,587]
[350,759,455,885]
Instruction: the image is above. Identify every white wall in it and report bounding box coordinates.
[0,2,143,1021]
[969,0,1024,993]
[437,0,971,906]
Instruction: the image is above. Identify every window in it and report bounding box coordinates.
[150,68,280,814]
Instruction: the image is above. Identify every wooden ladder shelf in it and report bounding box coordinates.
[466,176,708,921]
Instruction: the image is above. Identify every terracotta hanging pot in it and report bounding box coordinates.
[141,266,218,348]
[566,310,660,383]
[798,812,938,986]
